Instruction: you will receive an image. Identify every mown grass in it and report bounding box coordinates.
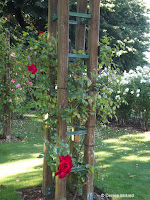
[0,115,44,200]
[0,116,150,200]
[94,127,150,200]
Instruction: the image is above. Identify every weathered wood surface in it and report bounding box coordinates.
[42,126,53,196]
[83,0,100,199]
[55,0,69,200]
[75,0,88,51]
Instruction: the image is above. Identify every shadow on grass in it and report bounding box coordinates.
[0,169,43,200]
[0,116,45,199]
[0,117,44,165]
[94,130,150,200]
[0,140,43,165]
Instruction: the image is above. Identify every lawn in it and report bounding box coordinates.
[0,115,44,200]
[0,115,150,200]
[94,127,150,200]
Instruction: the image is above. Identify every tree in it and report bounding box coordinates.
[100,0,150,71]
[1,0,149,71]
[0,0,48,42]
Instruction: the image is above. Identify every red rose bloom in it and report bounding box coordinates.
[27,64,37,75]
[55,155,73,179]
[38,31,44,34]
[1,185,3,187]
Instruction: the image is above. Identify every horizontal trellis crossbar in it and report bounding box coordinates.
[52,12,91,21]
[69,20,78,25]
[52,13,58,20]
[67,130,87,136]
[69,53,90,59]
[71,166,85,172]
[54,54,89,59]
[74,126,87,130]
[69,12,91,18]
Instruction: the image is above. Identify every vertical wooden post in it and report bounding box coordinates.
[42,126,52,196]
[75,0,87,51]
[73,0,88,145]
[47,0,58,87]
[42,0,58,196]
[48,0,58,40]
[55,0,69,200]
[83,0,100,199]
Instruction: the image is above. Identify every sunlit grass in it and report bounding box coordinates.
[94,128,150,200]
[0,156,43,178]
[0,116,44,200]
[0,117,150,200]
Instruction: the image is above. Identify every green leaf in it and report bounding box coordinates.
[30,74,35,79]
[37,154,43,158]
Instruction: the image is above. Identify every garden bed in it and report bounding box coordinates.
[0,135,22,143]
[19,186,111,200]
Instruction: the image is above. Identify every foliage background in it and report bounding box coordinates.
[0,0,149,71]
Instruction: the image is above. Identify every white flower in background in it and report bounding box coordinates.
[136,93,140,97]
[121,66,150,85]
[131,91,134,94]
[101,72,107,77]
[136,71,142,77]
[136,66,142,71]
[125,88,129,92]
[131,72,138,78]
[121,79,129,85]
[136,89,140,93]
[143,66,150,73]
[144,74,150,79]
[140,79,147,83]
[115,95,121,100]
[117,90,121,94]
[129,69,134,74]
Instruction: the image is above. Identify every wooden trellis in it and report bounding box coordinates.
[43,0,100,199]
